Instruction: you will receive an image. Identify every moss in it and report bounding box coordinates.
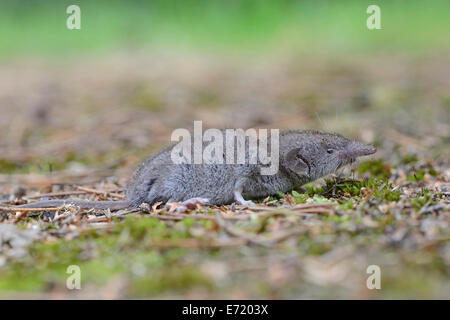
[117,216,168,241]
[302,176,400,203]
[192,89,222,109]
[0,158,25,173]
[411,188,435,210]
[129,267,213,297]
[381,268,440,299]
[338,199,355,210]
[305,239,332,255]
[427,167,439,177]
[402,154,418,164]
[291,190,308,204]
[407,169,425,182]
[372,182,402,202]
[327,178,363,197]
[304,183,325,196]
[312,194,331,203]
[199,219,213,229]
[131,86,165,112]
[0,271,47,293]
[0,216,202,293]
[358,159,391,179]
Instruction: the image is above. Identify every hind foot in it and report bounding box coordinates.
[236,199,256,207]
[234,189,256,207]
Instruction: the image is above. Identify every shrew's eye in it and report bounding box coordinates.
[327,148,334,154]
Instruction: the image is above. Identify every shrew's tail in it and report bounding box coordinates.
[16,200,130,210]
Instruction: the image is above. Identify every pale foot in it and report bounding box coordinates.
[234,189,256,207]
[236,199,256,207]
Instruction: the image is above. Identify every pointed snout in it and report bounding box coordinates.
[339,141,377,160]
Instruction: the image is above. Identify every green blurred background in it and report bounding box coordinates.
[1,0,449,58]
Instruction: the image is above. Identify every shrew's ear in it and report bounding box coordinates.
[285,148,310,176]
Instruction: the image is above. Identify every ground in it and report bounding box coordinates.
[0,53,448,299]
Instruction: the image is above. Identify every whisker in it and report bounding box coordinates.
[315,111,328,131]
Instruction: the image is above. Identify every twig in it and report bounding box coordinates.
[53,211,77,222]
[294,208,334,215]
[0,206,60,212]
[419,204,446,215]
[111,208,140,217]
[238,202,335,212]
[293,202,335,209]
[87,216,111,223]
[267,227,306,244]
[248,203,335,216]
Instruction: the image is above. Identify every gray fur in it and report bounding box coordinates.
[125,129,376,206]
[16,129,376,210]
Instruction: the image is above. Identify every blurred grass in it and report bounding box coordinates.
[0,0,449,59]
